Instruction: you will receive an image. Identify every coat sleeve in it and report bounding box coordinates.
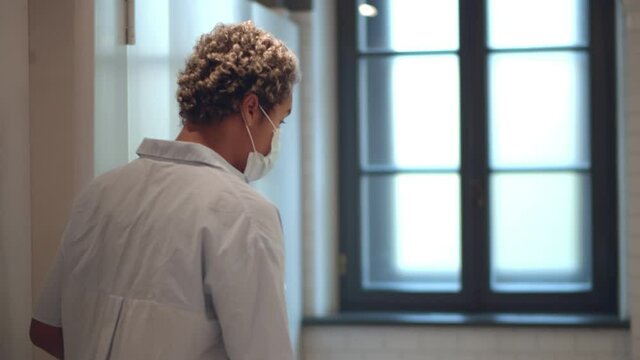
[33,245,64,327]
[201,209,293,360]
[32,185,91,328]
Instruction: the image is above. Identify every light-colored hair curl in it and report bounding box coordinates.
[177,21,300,125]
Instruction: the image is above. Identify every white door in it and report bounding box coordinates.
[94,0,129,176]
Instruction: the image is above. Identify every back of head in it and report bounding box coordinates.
[176,21,301,126]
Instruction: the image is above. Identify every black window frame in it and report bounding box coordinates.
[338,0,618,314]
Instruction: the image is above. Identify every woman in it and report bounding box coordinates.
[30,21,300,360]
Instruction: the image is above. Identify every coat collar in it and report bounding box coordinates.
[136,138,246,182]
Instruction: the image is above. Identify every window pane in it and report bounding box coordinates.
[490,172,592,292]
[487,0,588,49]
[358,0,459,52]
[362,174,461,292]
[488,52,589,168]
[360,55,460,169]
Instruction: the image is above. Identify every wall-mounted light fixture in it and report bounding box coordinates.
[358,3,378,17]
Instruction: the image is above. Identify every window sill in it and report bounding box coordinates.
[303,312,629,329]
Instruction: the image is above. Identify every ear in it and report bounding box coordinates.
[240,93,261,127]
[182,119,200,132]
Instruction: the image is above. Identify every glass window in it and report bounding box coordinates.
[360,55,460,169]
[488,52,590,169]
[362,174,462,292]
[359,0,459,52]
[487,0,588,49]
[490,172,592,292]
[340,0,617,313]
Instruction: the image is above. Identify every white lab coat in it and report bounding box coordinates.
[33,138,293,360]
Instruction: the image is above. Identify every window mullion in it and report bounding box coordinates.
[459,0,489,311]
[589,0,618,312]
[338,0,362,311]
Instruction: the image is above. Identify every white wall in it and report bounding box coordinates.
[291,0,339,317]
[29,0,95,359]
[0,0,32,359]
[94,0,128,176]
[303,326,629,360]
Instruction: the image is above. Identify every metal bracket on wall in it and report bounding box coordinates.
[125,0,135,45]
[339,253,348,276]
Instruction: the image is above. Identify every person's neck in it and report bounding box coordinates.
[176,120,247,173]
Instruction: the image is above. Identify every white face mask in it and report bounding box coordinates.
[243,105,281,182]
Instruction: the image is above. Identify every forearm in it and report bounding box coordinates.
[30,318,64,359]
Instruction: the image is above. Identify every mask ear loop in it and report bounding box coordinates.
[242,113,258,152]
[259,105,277,130]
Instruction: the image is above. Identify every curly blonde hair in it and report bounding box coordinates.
[176,21,300,125]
